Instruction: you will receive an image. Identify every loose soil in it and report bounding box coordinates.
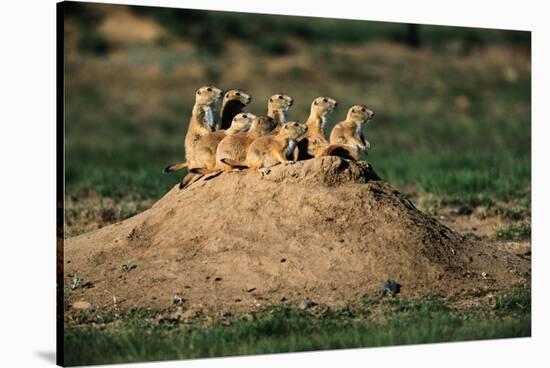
[64,157,529,315]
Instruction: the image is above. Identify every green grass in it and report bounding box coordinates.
[495,223,531,241]
[64,295,531,366]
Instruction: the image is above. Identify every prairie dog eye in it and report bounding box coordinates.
[314,101,318,105]
[236,92,241,96]
[278,95,284,99]
[323,98,328,102]
[361,108,366,112]
[242,114,247,119]
[207,87,212,92]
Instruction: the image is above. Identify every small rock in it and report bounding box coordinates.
[381,280,401,297]
[172,295,185,304]
[300,298,317,310]
[246,287,256,293]
[219,310,232,318]
[450,205,473,216]
[280,296,287,302]
[214,277,222,282]
[481,272,489,279]
[72,301,91,310]
[280,258,286,263]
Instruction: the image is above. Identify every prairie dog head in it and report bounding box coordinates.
[223,89,252,106]
[228,113,256,133]
[195,85,223,105]
[311,96,338,116]
[249,116,277,136]
[346,105,375,123]
[280,121,308,140]
[268,93,294,112]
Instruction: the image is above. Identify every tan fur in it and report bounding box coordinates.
[222,122,307,176]
[164,86,223,174]
[191,113,256,174]
[330,105,375,153]
[296,96,337,160]
[219,89,252,130]
[267,93,294,132]
[215,116,277,172]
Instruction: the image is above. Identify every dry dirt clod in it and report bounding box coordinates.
[72,301,91,310]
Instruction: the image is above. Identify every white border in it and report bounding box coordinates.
[1,0,548,367]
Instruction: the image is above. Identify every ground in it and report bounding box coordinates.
[62,3,531,366]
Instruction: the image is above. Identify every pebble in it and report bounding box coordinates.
[219,310,232,318]
[381,280,401,297]
[300,298,317,309]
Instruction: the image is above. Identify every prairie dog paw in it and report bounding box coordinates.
[259,167,271,176]
[284,161,295,166]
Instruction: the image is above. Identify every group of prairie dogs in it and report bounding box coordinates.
[165,85,375,189]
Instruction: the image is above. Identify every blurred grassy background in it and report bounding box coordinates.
[63,2,530,234]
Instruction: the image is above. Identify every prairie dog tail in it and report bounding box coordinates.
[164,162,188,173]
[220,158,249,170]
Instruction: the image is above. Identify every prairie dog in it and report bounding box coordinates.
[267,93,294,132]
[164,85,223,173]
[222,122,307,176]
[296,96,337,160]
[219,89,252,130]
[216,116,277,172]
[190,113,256,174]
[330,105,375,153]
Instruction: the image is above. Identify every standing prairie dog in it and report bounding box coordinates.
[267,93,294,132]
[189,113,256,175]
[295,96,338,160]
[219,89,252,130]
[216,116,277,172]
[330,105,375,153]
[222,122,307,176]
[164,85,223,174]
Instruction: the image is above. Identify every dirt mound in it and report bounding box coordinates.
[64,157,528,314]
